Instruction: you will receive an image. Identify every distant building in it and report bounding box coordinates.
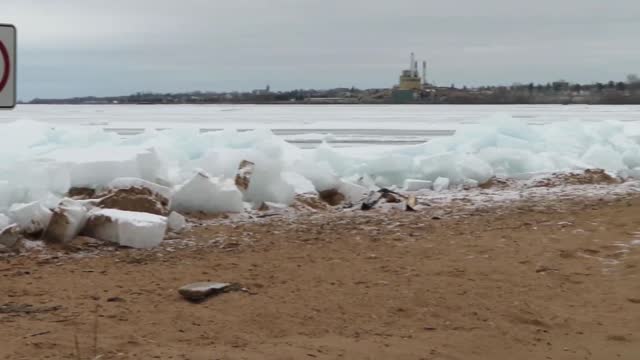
[252,84,271,95]
[393,53,427,103]
[397,53,422,91]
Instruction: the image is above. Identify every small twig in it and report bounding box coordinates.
[93,302,99,359]
[74,332,81,360]
[28,331,51,337]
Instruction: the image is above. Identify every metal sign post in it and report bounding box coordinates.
[0,24,16,109]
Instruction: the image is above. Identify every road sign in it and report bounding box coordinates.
[0,24,16,109]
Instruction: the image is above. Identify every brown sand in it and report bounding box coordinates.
[1,195,640,359]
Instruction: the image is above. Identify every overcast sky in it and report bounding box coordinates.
[5,0,640,100]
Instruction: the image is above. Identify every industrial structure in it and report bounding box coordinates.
[392,53,429,103]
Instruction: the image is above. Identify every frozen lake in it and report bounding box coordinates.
[3,104,640,147]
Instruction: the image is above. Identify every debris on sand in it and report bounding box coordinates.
[318,181,368,206]
[530,169,618,188]
[178,282,240,302]
[406,194,418,211]
[291,195,333,211]
[361,191,384,210]
[479,177,515,189]
[0,303,61,315]
[361,188,419,211]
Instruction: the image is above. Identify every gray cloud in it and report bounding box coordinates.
[5,0,640,99]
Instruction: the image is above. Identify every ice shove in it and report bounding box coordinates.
[0,115,639,219]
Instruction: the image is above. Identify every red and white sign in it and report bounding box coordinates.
[0,24,16,109]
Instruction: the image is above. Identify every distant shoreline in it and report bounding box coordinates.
[22,80,640,106]
[18,102,640,106]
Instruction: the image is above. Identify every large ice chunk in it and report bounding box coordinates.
[245,160,296,206]
[295,160,341,192]
[167,211,186,232]
[433,177,450,192]
[171,170,243,213]
[337,181,369,203]
[0,214,10,229]
[195,143,296,205]
[418,153,463,183]
[44,199,88,243]
[403,179,432,191]
[83,208,167,249]
[43,146,142,188]
[459,155,494,184]
[8,201,53,234]
[622,147,640,169]
[282,171,317,194]
[136,148,169,184]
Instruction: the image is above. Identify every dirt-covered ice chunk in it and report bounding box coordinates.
[83,208,167,249]
[8,201,53,234]
[43,199,89,244]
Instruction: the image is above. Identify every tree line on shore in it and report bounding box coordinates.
[26,74,640,105]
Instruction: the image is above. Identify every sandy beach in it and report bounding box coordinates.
[2,179,640,360]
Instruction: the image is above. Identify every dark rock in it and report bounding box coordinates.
[178,282,235,302]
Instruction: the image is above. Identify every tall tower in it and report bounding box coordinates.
[410,53,415,74]
[422,61,427,85]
